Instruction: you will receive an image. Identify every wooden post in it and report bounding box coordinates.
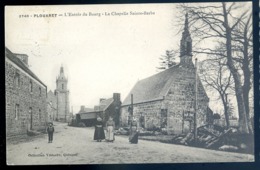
[182,110,184,134]
[130,94,133,130]
[194,58,198,144]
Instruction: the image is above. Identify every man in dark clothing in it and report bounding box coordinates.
[47,123,55,143]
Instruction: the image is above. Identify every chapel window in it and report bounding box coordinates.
[14,72,20,88]
[29,80,33,92]
[39,87,41,96]
[15,104,19,120]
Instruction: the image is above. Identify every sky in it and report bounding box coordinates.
[5,2,253,115]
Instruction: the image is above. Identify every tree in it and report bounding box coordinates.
[232,12,253,133]
[200,58,234,128]
[157,50,177,70]
[179,2,252,133]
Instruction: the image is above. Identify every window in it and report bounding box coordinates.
[62,84,64,90]
[161,109,167,128]
[39,87,41,96]
[29,80,33,92]
[14,73,20,88]
[15,104,19,120]
[39,109,41,121]
[187,41,192,54]
[29,107,33,130]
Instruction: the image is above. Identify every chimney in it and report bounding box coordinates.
[113,93,121,102]
[99,98,106,103]
[80,105,85,112]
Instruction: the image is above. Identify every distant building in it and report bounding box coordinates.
[47,90,57,121]
[54,66,70,122]
[47,101,56,123]
[76,93,121,127]
[5,47,47,136]
[120,14,211,135]
[73,106,96,126]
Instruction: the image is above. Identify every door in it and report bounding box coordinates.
[161,109,167,128]
[29,107,32,130]
[183,120,191,133]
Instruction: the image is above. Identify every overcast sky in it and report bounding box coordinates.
[5,2,252,114]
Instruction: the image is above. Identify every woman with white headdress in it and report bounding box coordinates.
[94,116,105,142]
[106,116,115,142]
[129,117,139,144]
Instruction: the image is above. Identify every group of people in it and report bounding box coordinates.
[46,115,139,144]
[94,116,139,144]
[94,116,115,142]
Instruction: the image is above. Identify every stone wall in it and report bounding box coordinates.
[164,66,209,134]
[56,92,69,122]
[5,59,47,136]
[120,66,209,135]
[47,102,56,123]
[47,91,57,121]
[120,100,163,129]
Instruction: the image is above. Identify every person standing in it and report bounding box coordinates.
[129,118,139,144]
[47,122,55,143]
[106,116,115,142]
[94,117,105,142]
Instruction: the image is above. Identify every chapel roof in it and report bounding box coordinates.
[122,64,184,106]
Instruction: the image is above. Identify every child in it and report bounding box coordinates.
[47,122,55,143]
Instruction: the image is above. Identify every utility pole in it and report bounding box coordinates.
[56,91,59,121]
[194,58,198,144]
[130,94,133,129]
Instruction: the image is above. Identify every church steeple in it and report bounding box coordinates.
[60,65,64,74]
[180,13,192,64]
[56,65,68,91]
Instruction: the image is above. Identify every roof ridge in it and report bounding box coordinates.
[5,47,47,88]
[138,64,179,83]
[122,65,181,105]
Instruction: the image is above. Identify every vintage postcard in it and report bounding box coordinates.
[5,2,255,165]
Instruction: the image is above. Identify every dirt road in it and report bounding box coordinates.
[6,122,254,165]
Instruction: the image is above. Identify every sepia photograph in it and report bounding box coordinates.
[5,1,255,165]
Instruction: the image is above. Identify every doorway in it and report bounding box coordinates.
[183,120,191,133]
[29,107,32,130]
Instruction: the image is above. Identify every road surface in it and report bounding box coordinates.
[6,122,254,165]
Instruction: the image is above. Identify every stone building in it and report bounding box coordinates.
[47,90,57,121]
[54,66,70,122]
[120,14,211,135]
[5,47,47,136]
[47,101,56,123]
[75,106,96,126]
[95,93,121,127]
[76,93,121,127]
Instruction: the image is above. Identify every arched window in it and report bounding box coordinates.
[15,104,19,120]
[39,109,41,121]
[39,87,41,96]
[29,107,33,130]
[29,80,33,92]
[14,72,20,88]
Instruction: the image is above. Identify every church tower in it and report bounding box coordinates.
[55,65,70,122]
[180,13,193,65]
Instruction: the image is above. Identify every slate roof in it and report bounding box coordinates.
[99,98,114,111]
[79,108,94,113]
[5,47,47,88]
[122,63,198,106]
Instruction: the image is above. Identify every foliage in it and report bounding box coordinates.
[178,2,253,134]
[157,50,178,70]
